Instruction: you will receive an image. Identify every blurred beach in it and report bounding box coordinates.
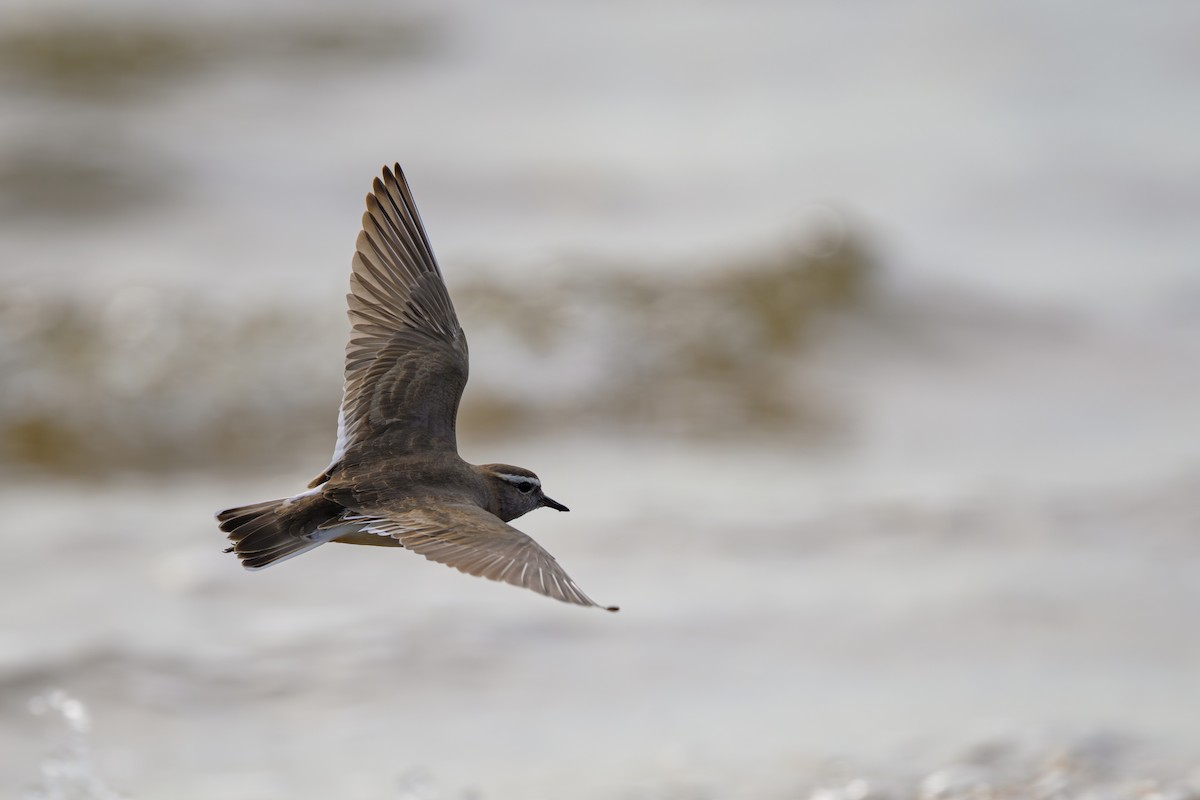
[2,1,1199,798]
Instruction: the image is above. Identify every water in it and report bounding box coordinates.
[2,1,1199,797]
[2,2,1197,313]
[23,691,125,800]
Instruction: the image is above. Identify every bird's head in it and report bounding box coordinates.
[480,464,569,522]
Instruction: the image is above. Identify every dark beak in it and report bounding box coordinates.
[541,495,570,512]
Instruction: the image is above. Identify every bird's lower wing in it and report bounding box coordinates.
[354,503,616,611]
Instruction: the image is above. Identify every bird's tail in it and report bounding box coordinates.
[216,492,348,570]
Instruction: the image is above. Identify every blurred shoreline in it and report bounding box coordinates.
[3,2,1199,798]
[1,228,875,476]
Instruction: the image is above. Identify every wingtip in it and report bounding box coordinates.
[380,163,407,185]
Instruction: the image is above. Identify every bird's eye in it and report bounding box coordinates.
[516,481,535,494]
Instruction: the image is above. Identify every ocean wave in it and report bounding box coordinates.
[0,231,874,476]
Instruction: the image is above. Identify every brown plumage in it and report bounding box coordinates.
[216,165,616,612]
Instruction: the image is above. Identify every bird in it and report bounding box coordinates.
[216,164,616,612]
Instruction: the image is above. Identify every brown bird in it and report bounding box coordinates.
[216,164,616,612]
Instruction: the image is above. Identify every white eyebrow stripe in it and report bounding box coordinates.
[496,473,540,487]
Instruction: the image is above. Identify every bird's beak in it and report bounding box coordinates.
[541,495,570,512]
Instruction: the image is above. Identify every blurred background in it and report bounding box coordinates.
[2,1,1199,798]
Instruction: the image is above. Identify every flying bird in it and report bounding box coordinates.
[217,164,616,612]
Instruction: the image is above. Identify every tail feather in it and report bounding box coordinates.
[216,493,347,571]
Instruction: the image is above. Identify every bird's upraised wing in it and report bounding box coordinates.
[312,165,469,486]
[353,502,618,611]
